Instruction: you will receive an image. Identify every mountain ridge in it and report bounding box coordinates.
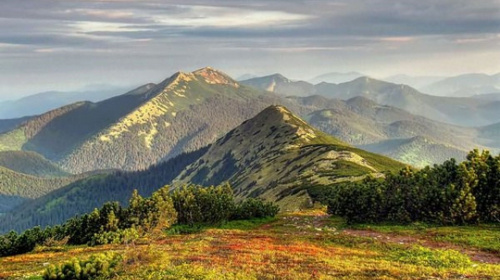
[173,105,405,210]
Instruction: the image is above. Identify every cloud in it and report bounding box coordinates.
[0,0,499,98]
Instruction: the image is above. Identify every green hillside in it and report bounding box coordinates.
[0,151,68,177]
[0,106,405,233]
[0,166,84,213]
[174,105,406,210]
[301,97,482,167]
[0,148,207,233]
[0,116,31,134]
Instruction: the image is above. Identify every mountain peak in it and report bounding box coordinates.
[251,105,310,133]
[192,67,239,87]
[174,106,401,210]
[269,73,289,81]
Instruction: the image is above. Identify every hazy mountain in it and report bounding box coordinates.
[236,74,258,81]
[240,74,315,97]
[422,73,500,97]
[309,72,364,84]
[472,92,500,101]
[287,96,488,167]
[173,105,405,210]
[314,77,500,127]
[477,122,500,148]
[384,74,444,90]
[1,69,497,174]
[0,85,136,119]
[0,106,405,232]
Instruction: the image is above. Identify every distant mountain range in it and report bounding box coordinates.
[241,74,314,97]
[244,73,500,127]
[0,67,499,234]
[288,95,483,167]
[422,73,500,97]
[0,105,404,232]
[384,74,444,89]
[0,68,498,174]
[313,77,500,127]
[0,68,279,173]
[0,85,133,119]
[309,72,364,84]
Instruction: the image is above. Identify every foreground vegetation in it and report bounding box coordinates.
[1,210,498,279]
[323,150,500,224]
[0,184,279,258]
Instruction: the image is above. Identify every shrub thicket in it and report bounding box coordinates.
[0,183,279,257]
[43,252,122,280]
[327,150,500,224]
[232,198,280,220]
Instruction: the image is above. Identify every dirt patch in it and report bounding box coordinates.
[343,229,500,264]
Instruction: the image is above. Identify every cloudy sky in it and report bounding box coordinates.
[0,0,499,99]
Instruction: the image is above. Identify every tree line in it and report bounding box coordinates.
[0,184,279,257]
[325,150,500,224]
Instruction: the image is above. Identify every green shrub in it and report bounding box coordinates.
[232,198,280,220]
[326,150,500,225]
[43,252,122,280]
[171,184,236,225]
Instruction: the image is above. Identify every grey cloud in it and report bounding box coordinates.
[0,0,498,98]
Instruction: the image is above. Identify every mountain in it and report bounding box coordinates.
[472,92,500,101]
[314,77,500,127]
[236,74,258,81]
[309,72,364,84]
[477,122,500,148]
[422,73,500,97]
[358,137,468,168]
[0,147,206,233]
[0,116,31,134]
[0,85,136,119]
[173,105,405,210]
[240,74,315,97]
[0,151,68,177]
[0,106,405,232]
[1,69,497,176]
[384,74,444,90]
[286,96,486,167]
[0,166,85,214]
[0,68,279,173]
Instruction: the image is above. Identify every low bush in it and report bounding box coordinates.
[43,252,122,280]
[232,198,280,220]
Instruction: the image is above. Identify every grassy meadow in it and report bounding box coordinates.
[1,209,499,280]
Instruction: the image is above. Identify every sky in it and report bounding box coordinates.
[0,0,499,100]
